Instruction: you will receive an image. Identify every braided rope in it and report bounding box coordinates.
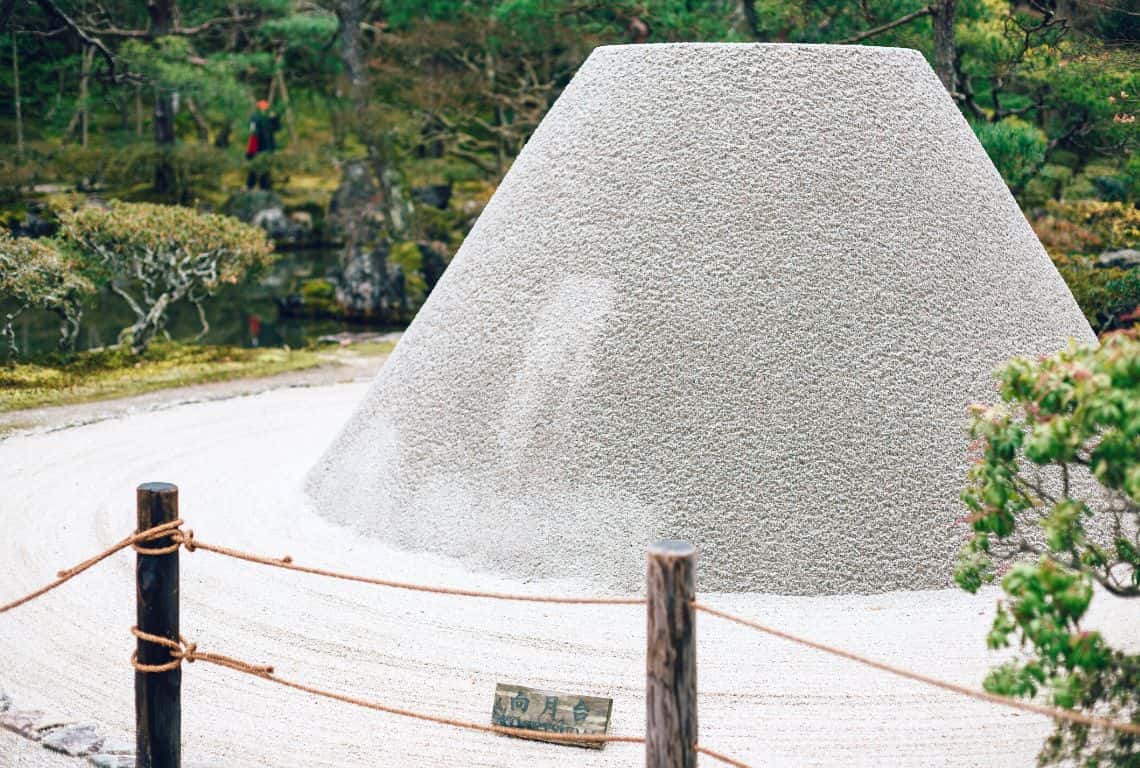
[3,521,642,609]
[129,628,753,764]
[179,529,644,605]
[132,626,275,675]
[692,601,1140,737]
[129,627,643,745]
[10,517,1139,760]
[696,743,752,767]
[0,520,183,614]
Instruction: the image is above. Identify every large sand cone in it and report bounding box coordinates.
[307,43,1092,595]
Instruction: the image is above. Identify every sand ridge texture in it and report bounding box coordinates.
[306,43,1094,595]
[10,385,1138,767]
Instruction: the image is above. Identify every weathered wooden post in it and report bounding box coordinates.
[646,540,697,767]
[136,482,180,768]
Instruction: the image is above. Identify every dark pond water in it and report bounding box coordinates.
[10,247,403,355]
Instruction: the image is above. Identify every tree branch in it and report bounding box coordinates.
[839,5,934,44]
[1049,114,1091,150]
[93,14,253,38]
[29,0,125,82]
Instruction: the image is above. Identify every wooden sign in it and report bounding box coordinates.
[490,683,613,750]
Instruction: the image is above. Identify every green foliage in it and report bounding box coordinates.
[375,0,741,178]
[0,231,94,357]
[1023,163,1074,207]
[1033,202,1140,332]
[296,277,339,316]
[957,332,1140,765]
[258,13,339,54]
[0,0,1137,350]
[1030,48,1140,157]
[0,157,40,202]
[107,143,239,198]
[120,36,251,133]
[1126,154,1140,202]
[1053,255,1140,333]
[58,202,274,353]
[389,239,427,306]
[259,14,338,40]
[974,119,1048,193]
[1,0,1136,208]
[1063,200,1140,251]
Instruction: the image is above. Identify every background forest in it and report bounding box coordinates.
[0,0,1139,359]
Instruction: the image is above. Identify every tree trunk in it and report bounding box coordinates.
[185,97,209,143]
[153,86,177,195]
[11,33,22,160]
[739,0,761,40]
[334,0,365,99]
[65,46,93,145]
[80,45,92,147]
[191,297,209,341]
[273,61,297,144]
[149,0,177,195]
[931,0,958,96]
[56,306,82,352]
[152,85,176,146]
[46,67,63,120]
[1057,0,1079,23]
[213,121,230,148]
[135,84,143,136]
[117,90,128,132]
[379,163,412,240]
[147,0,174,35]
[483,48,505,176]
[127,290,173,355]
[2,306,22,361]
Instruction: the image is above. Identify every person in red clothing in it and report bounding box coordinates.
[248,313,262,347]
[245,100,280,190]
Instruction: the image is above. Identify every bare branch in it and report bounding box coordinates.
[94,13,253,38]
[29,0,125,82]
[839,5,934,44]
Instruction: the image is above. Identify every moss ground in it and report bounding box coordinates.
[0,340,329,412]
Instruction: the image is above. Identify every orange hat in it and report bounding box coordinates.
[257,99,270,110]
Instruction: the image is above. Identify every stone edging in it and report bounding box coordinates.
[0,687,215,767]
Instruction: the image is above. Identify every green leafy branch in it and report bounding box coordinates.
[956,331,1140,765]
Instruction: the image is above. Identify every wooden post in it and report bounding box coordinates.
[646,540,697,767]
[136,482,180,768]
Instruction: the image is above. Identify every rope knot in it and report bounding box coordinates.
[130,627,274,679]
[179,529,197,553]
[130,626,189,673]
[131,519,186,556]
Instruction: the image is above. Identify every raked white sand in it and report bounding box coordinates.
[2,384,1136,767]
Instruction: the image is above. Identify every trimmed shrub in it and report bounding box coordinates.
[58,202,274,353]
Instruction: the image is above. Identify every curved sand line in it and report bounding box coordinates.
[2,384,1136,766]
